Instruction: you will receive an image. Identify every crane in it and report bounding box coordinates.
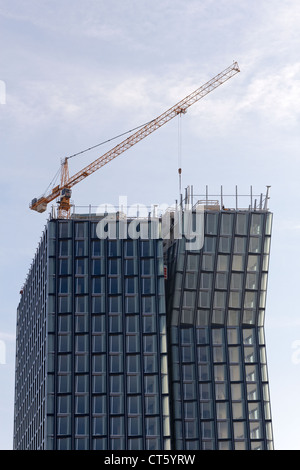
[30,62,240,218]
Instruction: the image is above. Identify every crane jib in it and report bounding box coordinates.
[30,62,240,217]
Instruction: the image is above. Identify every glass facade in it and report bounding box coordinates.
[165,210,273,450]
[14,230,48,450]
[14,207,273,451]
[14,219,170,450]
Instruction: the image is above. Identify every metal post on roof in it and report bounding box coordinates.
[264,186,271,210]
[221,185,223,209]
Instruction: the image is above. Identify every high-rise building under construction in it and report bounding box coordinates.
[13,187,274,450]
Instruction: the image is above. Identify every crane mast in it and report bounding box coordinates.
[30,62,240,218]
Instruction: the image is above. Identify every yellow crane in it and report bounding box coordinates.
[30,62,240,218]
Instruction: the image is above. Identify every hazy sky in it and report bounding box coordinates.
[1,0,300,450]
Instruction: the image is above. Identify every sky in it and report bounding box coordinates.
[0,0,300,450]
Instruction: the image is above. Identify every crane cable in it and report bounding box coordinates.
[43,119,154,195]
[66,119,154,161]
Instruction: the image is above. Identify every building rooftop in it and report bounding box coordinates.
[48,185,271,220]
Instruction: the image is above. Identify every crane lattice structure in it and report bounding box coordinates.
[30,62,240,218]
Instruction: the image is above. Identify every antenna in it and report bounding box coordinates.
[264,186,271,210]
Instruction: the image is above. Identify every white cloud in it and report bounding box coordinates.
[1,0,300,139]
[5,59,299,151]
[237,63,300,127]
[0,0,136,42]
[273,219,300,232]
[1,72,198,133]
[267,316,300,330]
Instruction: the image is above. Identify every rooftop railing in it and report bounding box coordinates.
[49,185,271,220]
